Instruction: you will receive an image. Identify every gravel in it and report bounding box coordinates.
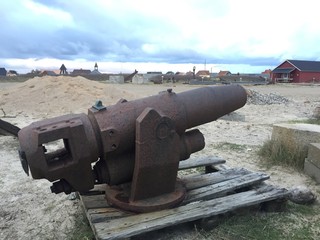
[246,89,290,105]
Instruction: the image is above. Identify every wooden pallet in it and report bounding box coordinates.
[80,157,289,240]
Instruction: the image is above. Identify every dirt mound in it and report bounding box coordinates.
[0,76,138,118]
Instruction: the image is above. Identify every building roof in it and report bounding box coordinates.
[261,69,272,74]
[196,70,210,76]
[285,60,320,72]
[218,70,231,76]
[90,69,101,75]
[72,69,91,75]
[40,70,58,76]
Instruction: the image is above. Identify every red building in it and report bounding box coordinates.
[272,60,320,83]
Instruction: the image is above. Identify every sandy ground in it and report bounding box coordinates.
[0,76,320,239]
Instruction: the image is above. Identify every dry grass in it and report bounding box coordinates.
[258,139,308,170]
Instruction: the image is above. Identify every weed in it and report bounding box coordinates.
[43,204,55,214]
[258,139,307,171]
[288,119,320,125]
[216,142,247,151]
[198,201,320,240]
[67,210,94,240]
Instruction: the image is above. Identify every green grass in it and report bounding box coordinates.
[216,142,247,151]
[195,202,320,240]
[67,211,94,240]
[288,118,320,125]
[258,139,307,170]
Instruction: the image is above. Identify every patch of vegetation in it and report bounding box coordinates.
[196,202,320,240]
[216,142,247,151]
[258,139,307,171]
[43,203,56,214]
[288,119,320,125]
[67,211,94,240]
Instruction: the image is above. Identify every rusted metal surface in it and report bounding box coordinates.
[18,85,247,212]
[105,180,186,213]
[18,114,99,193]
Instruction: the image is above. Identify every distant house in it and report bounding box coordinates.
[218,70,231,76]
[0,68,7,76]
[40,70,58,76]
[72,69,91,75]
[7,70,18,76]
[272,60,320,83]
[196,70,210,78]
[124,69,138,82]
[261,69,272,79]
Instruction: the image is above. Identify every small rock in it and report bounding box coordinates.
[246,89,290,105]
[289,186,317,205]
[313,106,320,119]
[67,192,78,200]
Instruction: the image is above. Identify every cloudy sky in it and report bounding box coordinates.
[1,0,320,74]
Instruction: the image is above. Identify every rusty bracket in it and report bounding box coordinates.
[105,108,186,212]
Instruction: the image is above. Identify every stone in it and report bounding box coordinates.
[307,143,320,167]
[289,185,317,205]
[304,159,320,184]
[313,106,320,119]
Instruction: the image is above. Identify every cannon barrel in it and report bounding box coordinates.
[18,85,247,197]
[89,84,246,156]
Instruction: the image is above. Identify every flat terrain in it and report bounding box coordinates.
[0,76,319,239]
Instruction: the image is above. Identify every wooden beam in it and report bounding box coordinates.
[179,156,225,170]
[181,167,251,190]
[183,172,270,204]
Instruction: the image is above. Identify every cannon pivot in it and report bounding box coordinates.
[18,85,247,212]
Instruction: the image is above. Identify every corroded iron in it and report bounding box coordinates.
[18,85,247,212]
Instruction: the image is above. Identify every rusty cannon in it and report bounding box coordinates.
[18,85,247,212]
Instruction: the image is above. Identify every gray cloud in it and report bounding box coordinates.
[1,0,320,72]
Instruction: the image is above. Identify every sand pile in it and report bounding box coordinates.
[0,76,138,118]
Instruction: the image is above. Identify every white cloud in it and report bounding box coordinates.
[1,0,320,72]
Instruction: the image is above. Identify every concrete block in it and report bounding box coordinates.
[307,143,320,167]
[304,159,320,184]
[272,123,320,152]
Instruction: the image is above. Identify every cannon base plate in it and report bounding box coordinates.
[105,180,186,213]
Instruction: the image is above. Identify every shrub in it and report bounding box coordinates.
[258,139,308,170]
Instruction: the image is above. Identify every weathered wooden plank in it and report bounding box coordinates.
[211,164,231,171]
[80,194,110,209]
[178,156,225,170]
[88,208,132,223]
[94,186,288,240]
[181,168,251,190]
[183,172,270,204]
